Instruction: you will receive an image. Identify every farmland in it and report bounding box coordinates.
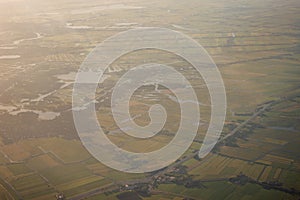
[0,0,300,199]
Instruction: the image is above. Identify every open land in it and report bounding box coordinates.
[0,0,299,199]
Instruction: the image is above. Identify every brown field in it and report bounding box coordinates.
[273,168,282,180]
[260,154,293,167]
[30,138,91,163]
[27,154,60,171]
[259,166,272,182]
[87,163,111,175]
[0,184,14,200]
[0,166,14,180]
[45,54,82,62]
[1,143,31,162]
[219,146,262,161]
[56,175,105,191]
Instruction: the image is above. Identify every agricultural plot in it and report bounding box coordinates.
[58,177,111,197]
[1,143,32,162]
[279,170,300,190]
[0,166,14,180]
[45,54,83,63]
[40,164,93,185]
[29,138,91,163]
[0,153,9,164]
[0,184,14,200]
[260,154,293,168]
[0,137,118,199]
[27,154,60,171]
[219,146,262,161]
[7,164,32,176]
[157,181,299,200]
[188,154,264,180]
[259,166,272,182]
[11,174,54,199]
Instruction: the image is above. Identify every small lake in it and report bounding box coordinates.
[0,55,20,59]
[0,104,60,120]
[71,4,143,14]
[0,46,17,50]
[10,109,60,120]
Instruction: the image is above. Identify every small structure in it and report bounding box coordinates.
[56,193,65,200]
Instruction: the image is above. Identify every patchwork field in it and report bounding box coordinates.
[0,0,299,199]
